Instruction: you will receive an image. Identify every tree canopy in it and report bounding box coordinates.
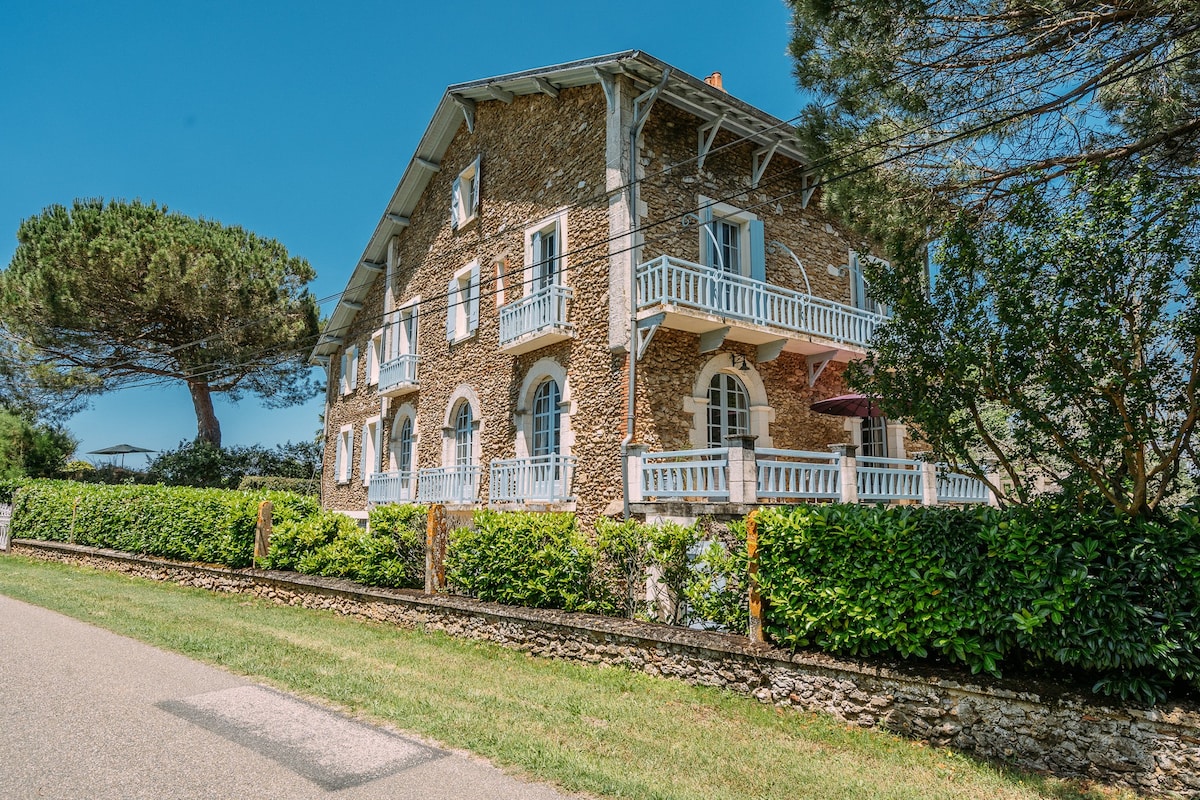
[1,199,321,447]
[788,0,1200,246]
[854,165,1200,517]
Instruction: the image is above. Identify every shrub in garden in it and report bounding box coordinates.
[237,475,320,496]
[595,517,698,622]
[756,502,1200,704]
[683,518,749,632]
[447,510,603,612]
[11,480,318,568]
[262,503,426,589]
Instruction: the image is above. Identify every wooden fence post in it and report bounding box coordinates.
[254,501,273,566]
[746,509,764,643]
[426,504,448,593]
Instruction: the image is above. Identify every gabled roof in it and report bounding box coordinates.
[311,50,808,363]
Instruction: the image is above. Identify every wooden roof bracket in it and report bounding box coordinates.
[486,84,514,104]
[697,113,726,172]
[751,141,780,189]
[801,171,818,209]
[451,94,476,134]
[533,77,560,98]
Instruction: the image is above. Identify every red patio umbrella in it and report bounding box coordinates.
[809,393,883,418]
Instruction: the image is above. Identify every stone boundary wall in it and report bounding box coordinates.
[11,539,1200,797]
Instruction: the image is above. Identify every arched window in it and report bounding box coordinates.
[531,378,561,456]
[453,401,474,465]
[396,417,414,472]
[707,373,749,447]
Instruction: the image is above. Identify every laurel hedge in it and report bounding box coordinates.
[10,480,318,568]
[756,502,1200,704]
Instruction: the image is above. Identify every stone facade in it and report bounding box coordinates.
[17,539,1200,799]
[319,55,902,522]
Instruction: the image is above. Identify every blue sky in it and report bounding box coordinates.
[1,0,807,465]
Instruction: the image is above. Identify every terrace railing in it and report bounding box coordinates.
[498,284,572,348]
[756,449,841,500]
[636,255,884,350]
[857,456,924,503]
[378,354,419,394]
[640,448,729,501]
[367,470,416,505]
[418,465,481,505]
[936,467,991,504]
[490,454,576,504]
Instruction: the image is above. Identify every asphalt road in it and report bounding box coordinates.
[0,594,573,800]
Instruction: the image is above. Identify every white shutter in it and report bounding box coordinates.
[531,230,543,289]
[469,156,481,217]
[360,423,369,482]
[450,176,462,229]
[467,263,480,333]
[348,347,358,391]
[446,278,457,340]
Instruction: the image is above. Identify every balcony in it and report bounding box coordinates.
[490,454,577,505]
[417,465,481,505]
[635,255,884,360]
[498,283,573,355]
[378,354,419,397]
[367,470,416,504]
[631,445,990,507]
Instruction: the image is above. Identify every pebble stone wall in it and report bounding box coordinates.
[15,539,1200,798]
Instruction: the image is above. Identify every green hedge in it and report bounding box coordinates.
[237,475,321,496]
[11,480,318,568]
[261,503,425,589]
[447,510,605,612]
[757,503,1200,704]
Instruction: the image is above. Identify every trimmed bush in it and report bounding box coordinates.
[757,502,1200,704]
[261,503,425,589]
[11,480,318,568]
[0,477,27,504]
[238,475,320,496]
[447,510,603,612]
[594,518,698,623]
[683,519,749,632]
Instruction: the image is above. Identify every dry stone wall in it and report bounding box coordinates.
[15,539,1200,798]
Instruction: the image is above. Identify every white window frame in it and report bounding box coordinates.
[698,197,758,277]
[441,385,482,468]
[706,372,751,448]
[361,416,381,486]
[523,210,569,294]
[366,330,383,386]
[446,261,480,343]
[849,250,889,316]
[515,358,574,459]
[335,424,354,484]
[684,354,775,449]
[451,156,481,230]
[394,297,420,359]
[339,346,359,395]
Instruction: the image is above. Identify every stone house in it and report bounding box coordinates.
[311,51,987,523]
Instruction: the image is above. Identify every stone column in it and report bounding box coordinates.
[921,460,939,506]
[626,444,646,504]
[724,434,758,505]
[830,443,858,504]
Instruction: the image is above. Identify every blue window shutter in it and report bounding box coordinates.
[446,278,457,340]
[851,252,866,309]
[450,176,462,229]
[531,230,543,288]
[470,156,481,216]
[749,219,766,282]
[700,202,714,266]
[467,264,480,333]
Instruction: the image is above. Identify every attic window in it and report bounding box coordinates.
[451,156,481,229]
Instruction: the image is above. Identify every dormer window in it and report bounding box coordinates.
[451,156,481,230]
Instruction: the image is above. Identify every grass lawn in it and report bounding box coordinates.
[0,555,1140,800]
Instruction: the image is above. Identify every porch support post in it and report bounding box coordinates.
[921,460,939,506]
[626,444,646,504]
[724,434,758,505]
[830,443,858,504]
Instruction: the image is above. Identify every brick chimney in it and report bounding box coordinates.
[704,72,725,92]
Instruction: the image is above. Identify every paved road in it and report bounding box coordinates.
[0,595,573,800]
